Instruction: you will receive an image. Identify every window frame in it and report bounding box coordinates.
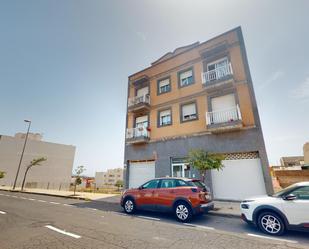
[157,107,172,127]
[180,100,198,123]
[178,67,195,88]
[157,76,171,95]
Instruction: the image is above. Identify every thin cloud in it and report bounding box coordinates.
[258,71,285,90]
[291,77,309,101]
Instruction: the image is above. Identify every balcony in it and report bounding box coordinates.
[201,62,233,89]
[206,105,243,133]
[128,94,150,113]
[126,127,150,144]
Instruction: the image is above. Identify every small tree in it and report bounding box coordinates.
[21,157,47,191]
[115,180,124,191]
[73,165,85,195]
[187,149,224,182]
[0,171,5,179]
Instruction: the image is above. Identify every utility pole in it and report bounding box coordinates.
[12,120,31,190]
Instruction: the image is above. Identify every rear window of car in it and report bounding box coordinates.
[188,180,208,190]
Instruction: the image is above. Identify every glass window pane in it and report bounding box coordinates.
[172,165,183,177]
[290,186,309,200]
[142,180,160,189]
[161,179,176,188]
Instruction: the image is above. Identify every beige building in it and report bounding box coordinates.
[0,133,76,190]
[304,142,309,165]
[95,168,123,187]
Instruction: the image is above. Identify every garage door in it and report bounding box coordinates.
[211,158,266,201]
[129,161,155,189]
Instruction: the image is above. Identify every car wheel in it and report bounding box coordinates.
[257,211,285,236]
[123,198,136,214]
[174,202,192,222]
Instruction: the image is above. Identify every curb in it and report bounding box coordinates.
[0,189,89,201]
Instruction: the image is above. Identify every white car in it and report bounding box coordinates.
[240,182,309,235]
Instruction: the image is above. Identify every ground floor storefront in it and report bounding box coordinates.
[124,129,273,201]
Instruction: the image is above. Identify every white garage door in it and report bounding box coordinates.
[129,161,155,189]
[211,158,266,201]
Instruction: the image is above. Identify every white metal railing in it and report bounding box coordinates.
[206,105,242,125]
[126,126,150,139]
[201,62,233,84]
[128,94,150,107]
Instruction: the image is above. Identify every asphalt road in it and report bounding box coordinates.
[0,190,308,249]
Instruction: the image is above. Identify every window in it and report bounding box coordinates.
[160,179,176,188]
[158,77,171,94]
[206,57,230,81]
[142,179,160,189]
[179,68,194,87]
[175,179,189,187]
[135,115,148,128]
[158,109,172,126]
[290,186,309,200]
[181,102,197,122]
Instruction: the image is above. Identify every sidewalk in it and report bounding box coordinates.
[0,186,117,201]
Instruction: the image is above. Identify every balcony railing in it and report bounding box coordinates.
[201,62,233,85]
[126,126,150,140]
[206,105,242,125]
[128,94,150,108]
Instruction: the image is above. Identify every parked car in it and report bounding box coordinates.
[240,182,309,236]
[120,177,214,222]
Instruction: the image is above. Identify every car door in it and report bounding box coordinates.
[156,179,178,212]
[282,186,309,225]
[135,179,160,211]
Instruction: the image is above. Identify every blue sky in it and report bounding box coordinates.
[0,0,308,176]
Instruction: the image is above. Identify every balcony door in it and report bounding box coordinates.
[135,115,148,137]
[211,94,237,124]
[207,57,229,81]
[136,86,149,97]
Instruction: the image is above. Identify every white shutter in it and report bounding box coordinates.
[211,94,236,111]
[180,70,192,81]
[137,87,149,97]
[160,109,171,118]
[159,78,170,88]
[182,103,196,117]
[136,115,148,124]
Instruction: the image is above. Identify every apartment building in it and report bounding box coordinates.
[124,27,273,200]
[95,168,123,188]
[0,133,75,190]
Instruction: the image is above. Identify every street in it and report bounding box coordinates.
[0,190,308,249]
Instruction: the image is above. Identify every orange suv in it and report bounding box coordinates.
[120,177,214,222]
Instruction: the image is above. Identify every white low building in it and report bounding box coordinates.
[0,133,76,190]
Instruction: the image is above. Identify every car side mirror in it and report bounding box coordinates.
[283,194,297,201]
[138,186,143,190]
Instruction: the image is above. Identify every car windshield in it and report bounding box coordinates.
[272,183,298,197]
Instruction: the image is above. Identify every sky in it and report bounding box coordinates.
[0,0,308,176]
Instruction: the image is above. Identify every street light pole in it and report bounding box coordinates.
[12,120,31,190]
